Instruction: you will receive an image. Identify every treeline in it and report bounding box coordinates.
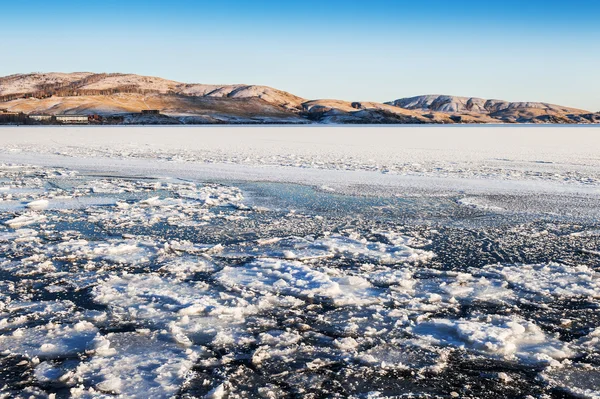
[0,88,259,105]
[0,73,114,102]
[0,73,178,103]
[0,86,168,102]
[35,73,118,93]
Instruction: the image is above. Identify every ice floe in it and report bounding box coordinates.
[3,212,47,228]
[69,331,204,398]
[26,199,49,210]
[0,320,98,359]
[217,258,380,307]
[481,262,600,299]
[408,315,574,365]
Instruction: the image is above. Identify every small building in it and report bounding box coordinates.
[55,115,89,124]
[29,114,53,121]
[141,109,160,115]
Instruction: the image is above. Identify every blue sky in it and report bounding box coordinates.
[2,0,599,110]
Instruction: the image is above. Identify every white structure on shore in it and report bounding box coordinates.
[29,114,53,121]
[55,115,89,124]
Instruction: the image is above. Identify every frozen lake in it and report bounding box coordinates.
[0,126,599,398]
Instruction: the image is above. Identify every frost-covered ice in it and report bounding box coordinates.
[0,127,600,398]
[542,365,600,399]
[457,196,505,212]
[3,212,47,228]
[222,234,434,264]
[0,320,98,358]
[69,331,203,398]
[217,258,380,307]
[25,199,49,210]
[481,263,600,299]
[409,315,573,364]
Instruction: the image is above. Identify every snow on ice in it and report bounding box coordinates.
[0,155,598,398]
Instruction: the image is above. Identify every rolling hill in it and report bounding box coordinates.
[0,73,597,124]
[386,95,599,124]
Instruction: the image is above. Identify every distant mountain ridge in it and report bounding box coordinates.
[0,73,304,109]
[386,94,584,114]
[0,72,598,124]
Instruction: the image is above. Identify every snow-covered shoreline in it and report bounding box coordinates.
[1,125,600,194]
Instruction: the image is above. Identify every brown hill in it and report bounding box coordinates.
[386,95,597,124]
[0,73,597,124]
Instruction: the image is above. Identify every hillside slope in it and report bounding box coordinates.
[0,73,305,109]
[0,73,597,124]
[387,95,598,123]
[1,93,306,124]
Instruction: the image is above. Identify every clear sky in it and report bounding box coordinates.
[1,0,599,110]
